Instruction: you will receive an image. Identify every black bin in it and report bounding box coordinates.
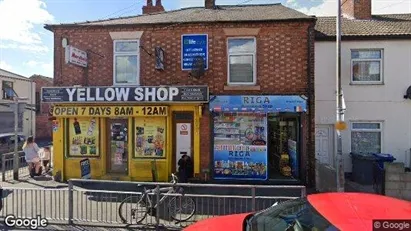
[350,152,395,185]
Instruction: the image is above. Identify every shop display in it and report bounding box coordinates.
[213,112,268,180]
[279,152,292,177]
[135,117,166,158]
[69,117,99,156]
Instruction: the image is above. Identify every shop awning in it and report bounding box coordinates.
[209,95,307,113]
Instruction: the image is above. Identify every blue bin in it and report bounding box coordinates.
[372,153,396,169]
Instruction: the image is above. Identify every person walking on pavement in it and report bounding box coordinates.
[178,154,194,183]
[22,136,42,178]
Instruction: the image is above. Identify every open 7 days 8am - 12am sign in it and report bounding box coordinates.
[41,86,209,103]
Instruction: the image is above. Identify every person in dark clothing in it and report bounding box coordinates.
[178,154,194,183]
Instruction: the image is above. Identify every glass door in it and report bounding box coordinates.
[107,119,128,174]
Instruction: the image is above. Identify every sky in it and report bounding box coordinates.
[0,0,410,78]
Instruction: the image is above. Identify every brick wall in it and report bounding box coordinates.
[384,162,411,201]
[51,20,316,185]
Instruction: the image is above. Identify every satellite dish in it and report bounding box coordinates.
[189,56,205,79]
[404,86,411,99]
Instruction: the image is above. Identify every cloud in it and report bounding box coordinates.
[0,61,12,71]
[24,60,53,77]
[293,0,411,16]
[0,43,49,53]
[0,0,53,51]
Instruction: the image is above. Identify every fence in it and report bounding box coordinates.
[1,151,29,181]
[0,179,306,229]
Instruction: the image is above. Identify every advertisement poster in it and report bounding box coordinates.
[181,34,208,70]
[80,158,91,179]
[213,145,267,180]
[135,117,166,158]
[288,139,299,178]
[69,118,99,156]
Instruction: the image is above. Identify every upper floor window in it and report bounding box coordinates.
[227,38,256,85]
[113,40,139,85]
[2,81,14,100]
[351,49,383,84]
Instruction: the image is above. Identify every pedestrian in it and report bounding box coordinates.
[40,146,51,173]
[178,154,194,183]
[22,136,42,178]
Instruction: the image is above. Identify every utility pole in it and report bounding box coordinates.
[13,99,19,180]
[335,0,345,192]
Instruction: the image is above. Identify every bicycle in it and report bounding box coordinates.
[118,173,196,224]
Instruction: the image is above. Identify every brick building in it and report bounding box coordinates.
[43,0,316,186]
[30,74,53,140]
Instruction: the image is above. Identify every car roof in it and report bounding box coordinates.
[307,192,411,231]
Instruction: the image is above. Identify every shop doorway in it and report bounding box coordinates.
[172,112,194,173]
[267,113,300,180]
[106,119,128,174]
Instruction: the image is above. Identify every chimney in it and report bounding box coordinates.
[142,0,165,14]
[205,0,216,9]
[342,0,372,20]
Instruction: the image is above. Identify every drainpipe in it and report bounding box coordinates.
[306,22,315,187]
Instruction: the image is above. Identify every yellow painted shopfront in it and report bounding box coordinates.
[42,86,209,182]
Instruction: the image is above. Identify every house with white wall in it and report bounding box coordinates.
[315,0,411,173]
[0,68,36,138]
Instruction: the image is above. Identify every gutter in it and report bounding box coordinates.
[315,34,411,41]
[306,23,315,187]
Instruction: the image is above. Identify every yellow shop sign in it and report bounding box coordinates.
[53,106,168,117]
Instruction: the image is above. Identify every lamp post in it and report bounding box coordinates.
[335,0,346,192]
[13,97,28,180]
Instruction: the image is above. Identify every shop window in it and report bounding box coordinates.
[2,81,14,100]
[213,112,267,180]
[350,122,382,154]
[351,49,383,84]
[113,40,140,85]
[227,38,256,85]
[67,117,100,157]
[134,117,166,159]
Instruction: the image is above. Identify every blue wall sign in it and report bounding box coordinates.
[209,95,307,113]
[213,145,267,180]
[80,158,91,179]
[181,34,208,70]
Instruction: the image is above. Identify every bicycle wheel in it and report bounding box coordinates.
[118,195,148,224]
[168,195,196,222]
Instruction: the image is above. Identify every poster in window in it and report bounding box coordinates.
[69,117,99,156]
[134,117,166,158]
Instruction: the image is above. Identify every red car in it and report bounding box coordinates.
[184,192,411,231]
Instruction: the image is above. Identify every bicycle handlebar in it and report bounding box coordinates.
[171,173,178,184]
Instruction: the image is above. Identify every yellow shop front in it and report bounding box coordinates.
[43,85,209,182]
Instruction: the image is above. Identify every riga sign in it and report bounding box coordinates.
[65,45,88,67]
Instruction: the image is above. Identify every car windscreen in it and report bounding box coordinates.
[245,198,338,231]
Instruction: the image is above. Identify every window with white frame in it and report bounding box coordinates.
[351,49,383,83]
[113,40,139,85]
[351,122,382,154]
[227,38,256,85]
